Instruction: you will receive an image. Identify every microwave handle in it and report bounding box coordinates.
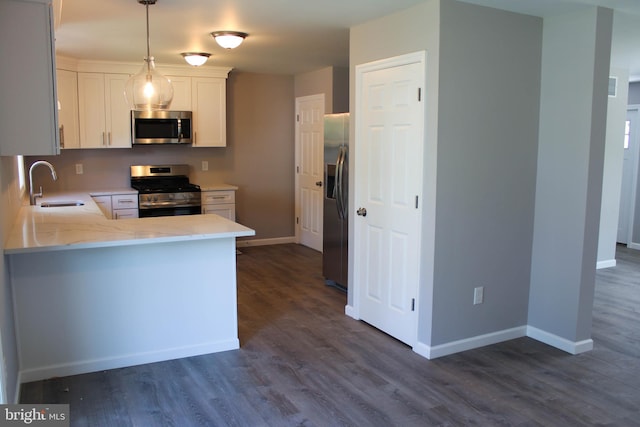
[177,118,182,142]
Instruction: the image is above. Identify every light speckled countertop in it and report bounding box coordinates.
[4,192,254,255]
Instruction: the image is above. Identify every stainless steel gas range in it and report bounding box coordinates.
[130,165,201,217]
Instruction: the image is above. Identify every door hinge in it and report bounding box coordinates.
[415,196,419,209]
[297,114,300,122]
[296,217,299,224]
[296,166,300,173]
[411,298,416,311]
[418,88,422,102]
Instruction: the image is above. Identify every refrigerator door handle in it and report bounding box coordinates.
[336,146,347,220]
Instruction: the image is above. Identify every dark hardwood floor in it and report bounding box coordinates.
[20,244,640,426]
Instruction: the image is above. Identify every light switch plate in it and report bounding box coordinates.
[75,164,83,175]
[202,161,209,171]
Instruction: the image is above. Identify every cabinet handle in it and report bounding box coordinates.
[108,132,112,146]
[102,132,106,146]
[59,125,65,149]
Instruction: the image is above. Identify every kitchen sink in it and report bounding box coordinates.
[40,201,85,208]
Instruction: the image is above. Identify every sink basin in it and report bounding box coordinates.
[40,201,85,208]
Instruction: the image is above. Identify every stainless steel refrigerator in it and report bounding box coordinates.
[323,113,349,290]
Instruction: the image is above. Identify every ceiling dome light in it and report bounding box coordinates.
[124,0,173,111]
[211,31,248,49]
[181,52,211,67]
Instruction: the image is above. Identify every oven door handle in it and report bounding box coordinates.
[139,202,202,209]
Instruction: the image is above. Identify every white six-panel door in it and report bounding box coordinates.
[354,52,425,346]
[295,94,325,251]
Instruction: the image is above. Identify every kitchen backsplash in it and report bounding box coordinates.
[25,145,232,191]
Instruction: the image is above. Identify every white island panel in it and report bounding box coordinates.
[11,237,239,382]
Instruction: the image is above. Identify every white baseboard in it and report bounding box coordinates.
[526,326,593,354]
[596,259,616,269]
[412,325,594,360]
[18,340,239,384]
[236,236,296,247]
[413,326,527,359]
[628,242,640,250]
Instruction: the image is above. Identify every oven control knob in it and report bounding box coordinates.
[169,194,174,200]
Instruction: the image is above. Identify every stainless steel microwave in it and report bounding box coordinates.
[131,110,192,145]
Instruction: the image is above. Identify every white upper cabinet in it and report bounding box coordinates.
[78,73,131,148]
[58,62,230,150]
[192,77,227,147]
[0,0,59,156]
[166,76,192,111]
[56,69,80,149]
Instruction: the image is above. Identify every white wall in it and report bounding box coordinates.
[529,7,613,349]
[597,68,629,268]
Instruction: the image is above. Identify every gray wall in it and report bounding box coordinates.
[629,81,640,104]
[431,0,541,345]
[27,72,296,242]
[529,7,613,342]
[294,66,349,113]
[350,0,543,347]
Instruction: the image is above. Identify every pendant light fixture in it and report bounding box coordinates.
[211,31,248,49]
[124,0,173,111]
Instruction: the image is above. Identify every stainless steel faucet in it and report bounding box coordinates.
[29,160,58,205]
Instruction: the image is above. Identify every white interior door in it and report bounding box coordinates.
[295,94,325,251]
[354,52,425,347]
[618,107,639,244]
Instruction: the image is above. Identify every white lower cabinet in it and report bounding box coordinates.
[92,193,138,219]
[202,190,236,221]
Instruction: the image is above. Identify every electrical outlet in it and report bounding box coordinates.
[75,163,83,175]
[202,161,209,171]
[473,286,484,305]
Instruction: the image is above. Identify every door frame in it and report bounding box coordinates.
[350,51,426,347]
[294,93,325,249]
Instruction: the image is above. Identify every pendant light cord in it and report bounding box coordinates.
[145,1,151,73]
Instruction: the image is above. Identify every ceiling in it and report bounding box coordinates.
[54,0,640,80]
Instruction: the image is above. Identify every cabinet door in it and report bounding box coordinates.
[0,0,59,156]
[78,72,107,148]
[113,209,139,220]
[105,74,132,148]
[203,205,235,221]
[56,69,80,149]
[191,77,226,147]
[167,76,192,111]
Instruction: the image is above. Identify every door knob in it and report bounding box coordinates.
[315,181,323,187]
[357,207,367,217]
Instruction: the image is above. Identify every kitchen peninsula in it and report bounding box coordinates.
[5,193,254,383]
